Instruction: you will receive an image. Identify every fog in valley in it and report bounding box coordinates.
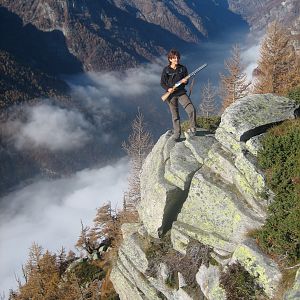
[0,159,129,295]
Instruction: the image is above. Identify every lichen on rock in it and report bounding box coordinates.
[230,239,282,298]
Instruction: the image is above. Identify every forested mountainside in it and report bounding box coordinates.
[0,7,75,108]
[0,50,70,109]
[0,0,247,72]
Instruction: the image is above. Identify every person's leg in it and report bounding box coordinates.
[168,97,181,139]
[178,94,196,131]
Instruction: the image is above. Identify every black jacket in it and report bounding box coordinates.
[160,64,188,97]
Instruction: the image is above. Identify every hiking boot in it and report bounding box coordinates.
[184,128,196,139]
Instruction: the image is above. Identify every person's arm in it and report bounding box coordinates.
[181,66,189,85]
[160,67,170,91]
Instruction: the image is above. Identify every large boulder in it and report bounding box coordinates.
[196,265,226,300]
[137,131,185,238]
[171,167,263,254]
[205,143,267,218]
[164,141,200,190]
[215,94,299,151]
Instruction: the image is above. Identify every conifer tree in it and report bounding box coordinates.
[57,247,68,276]
[59,271,84,300]
[66,250,76,261]
[76,221,102,256]
[220,44,250,111]
[93,202,114,237]
[122,109,153,205]
[199,79,217,116]
[12,244,61,299]
[254,21,300,95]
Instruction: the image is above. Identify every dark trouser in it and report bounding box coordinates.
[168,94,196,139]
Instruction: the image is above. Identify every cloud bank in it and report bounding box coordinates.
[5,103,92,151]
[0,158,129,296]
[66,62,167,138]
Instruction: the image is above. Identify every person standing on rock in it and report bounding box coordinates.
[160,49,197,142]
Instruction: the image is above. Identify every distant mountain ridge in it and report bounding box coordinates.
[227,0,300,35]
[0,0,247,72]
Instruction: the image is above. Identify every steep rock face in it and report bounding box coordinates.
[227,0,300,33]
[111,94,299,299]
[227,0,300,52]
[0,0,248,71]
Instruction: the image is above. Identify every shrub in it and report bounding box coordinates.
[72,260,105,286]
[181,115,221,133]
[287,85,300,105]
[255,119,300,264]
[220,262,266,300]
[146,233,212,288]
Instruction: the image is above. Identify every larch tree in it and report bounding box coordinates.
[59,271,85,300]
[254,21,300,95]
[122,109,153,206]
[57,247,68,276]
[12,244,60,300]
[76,220,103,257]
[199,79,218,117]
[93,202,117,248]
[220,44,251,112]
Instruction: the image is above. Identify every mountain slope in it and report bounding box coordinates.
[0,0,248,72]
[227,0,300,34]
[0,50,70,109]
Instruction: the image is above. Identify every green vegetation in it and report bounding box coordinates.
[287,85,300,105]
[220,262,266,300]
[255,119,300,264]
[182,115,221,132]
[72,260,105,286]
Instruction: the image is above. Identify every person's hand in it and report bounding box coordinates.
[181,78,188,84]
[168,88,174,93]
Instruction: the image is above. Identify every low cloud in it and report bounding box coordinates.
[66,62,167,138]
[67,63,163,116]
[0,158,129,295]
[87,63,162,97]
[241,43,260,80]
[6,103,92,151]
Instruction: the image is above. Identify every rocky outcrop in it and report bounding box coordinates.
[111,94,299,299]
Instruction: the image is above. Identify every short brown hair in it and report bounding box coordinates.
[167,49,181,61]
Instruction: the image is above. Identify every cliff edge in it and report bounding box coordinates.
[111,94,300,299]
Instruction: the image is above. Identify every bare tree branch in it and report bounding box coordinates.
[220,44,251,112]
